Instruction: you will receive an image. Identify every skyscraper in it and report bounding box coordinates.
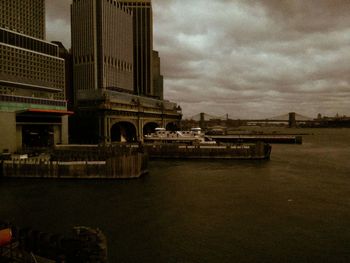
[152,50,163,100]
[71,0,134,101]
[118,0,153,97]
[0,0,68,152]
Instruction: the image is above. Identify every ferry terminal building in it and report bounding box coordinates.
[70,0,181,144]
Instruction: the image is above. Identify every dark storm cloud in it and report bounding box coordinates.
[46,0,350,118]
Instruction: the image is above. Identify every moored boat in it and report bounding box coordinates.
[144,128,271,160]
[144,127,216,144]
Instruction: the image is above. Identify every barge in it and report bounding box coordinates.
[209,134,302,144]
[144,142,271,160]
[144,128,271,160]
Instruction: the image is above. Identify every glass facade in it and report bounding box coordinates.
[0,28,58,56]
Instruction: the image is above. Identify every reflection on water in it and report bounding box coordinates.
[1,128,350,262]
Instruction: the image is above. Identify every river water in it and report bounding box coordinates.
[1,128,350,262]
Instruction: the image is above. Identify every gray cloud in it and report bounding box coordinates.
[46,0,350,119]
[242,0,350,33]
[45,0,71,48]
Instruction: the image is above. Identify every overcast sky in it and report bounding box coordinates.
[46,0,350,119]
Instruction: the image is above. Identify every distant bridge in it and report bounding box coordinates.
[189,113,224,121]
[186,112,350,128]
[262,113,313,122]
[188,112,313,122]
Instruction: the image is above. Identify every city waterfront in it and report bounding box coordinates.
[1,128,350,262]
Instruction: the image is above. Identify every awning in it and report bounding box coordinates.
[18,108,74,116]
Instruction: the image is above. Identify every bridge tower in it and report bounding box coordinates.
[289,112,296,128]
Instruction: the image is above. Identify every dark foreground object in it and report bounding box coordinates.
[144,142,271,159]
[210,135,302,144]
[0,221,108,263]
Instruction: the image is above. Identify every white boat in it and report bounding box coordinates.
[143,127,272,160]
[144,127,216,144]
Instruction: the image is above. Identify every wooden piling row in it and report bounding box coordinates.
[1,151,148,179]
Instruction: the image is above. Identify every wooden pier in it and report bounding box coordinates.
[1,145,148,179]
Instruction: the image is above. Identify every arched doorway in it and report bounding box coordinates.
[143,122,158,136]
[166,122,178,131]
[111,122,137,142]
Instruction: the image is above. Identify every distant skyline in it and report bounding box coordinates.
[46,0,350,119]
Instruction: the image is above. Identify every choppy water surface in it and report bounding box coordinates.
[1,128,350,262]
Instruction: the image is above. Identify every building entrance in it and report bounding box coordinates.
[111,122,137,142]
[22,125,54,148]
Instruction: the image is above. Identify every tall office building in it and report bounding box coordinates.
[0,0,68,153]
[152,50,163,100]
[70,0,181,144]
[118,0,153,97]
[71,0,134,101]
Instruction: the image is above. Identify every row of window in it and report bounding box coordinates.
[119,2,152,7]
[0,45,64,89]
[73,55,133,72]
[103,56,132,72]
[1,53,62,69]
[0,0,44,38]
[0,0,43,7]
[74,66,95,91]
[0,69,64,87]
[0,94,66,107]
[74,55,94,64]
[104,68,133,91]
[0,64,63,78]
[72,0,150,11]
[0,25,43,40]
[0,86,64,101]
[0,0,44,14]
[105,0,131,14]
[0,28,57,56]
[1,9,43,16]
[0,64,61,78]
